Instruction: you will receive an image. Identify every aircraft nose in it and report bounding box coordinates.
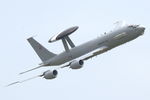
[139,26,145,31]
[137,26,145,35]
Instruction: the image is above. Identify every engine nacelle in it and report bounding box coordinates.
[70,60,84,69]
[43,70,58,79]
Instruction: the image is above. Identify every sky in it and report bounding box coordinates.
[0,0,150,100]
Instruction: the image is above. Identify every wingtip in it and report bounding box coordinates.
[18,65,43,75]
[5,81,19,87]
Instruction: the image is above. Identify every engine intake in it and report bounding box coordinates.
[70,60,84,69]
[43,70,58,79]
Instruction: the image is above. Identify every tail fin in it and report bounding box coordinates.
[27,37,56,62]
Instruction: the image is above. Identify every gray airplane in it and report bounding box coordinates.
[7,22,145,86]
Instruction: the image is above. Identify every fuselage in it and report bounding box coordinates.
[44,25,145,66]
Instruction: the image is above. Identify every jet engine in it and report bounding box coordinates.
[43,70,58,79]
[70,60,84,69]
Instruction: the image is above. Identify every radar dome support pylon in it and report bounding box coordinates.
[48,26,78,52]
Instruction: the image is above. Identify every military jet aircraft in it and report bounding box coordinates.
[7,22,145,86]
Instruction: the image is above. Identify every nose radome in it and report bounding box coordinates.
[137,25,145,32]
[139,26,145,31]
[137,25,145,35]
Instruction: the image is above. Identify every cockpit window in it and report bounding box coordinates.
[128,25,139,28]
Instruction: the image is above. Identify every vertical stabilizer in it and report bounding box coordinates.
[27,37,56,62]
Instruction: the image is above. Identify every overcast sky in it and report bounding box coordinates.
[0,0,150,100]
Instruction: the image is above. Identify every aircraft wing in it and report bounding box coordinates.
[81,46,109,61]
[61,46,109,68]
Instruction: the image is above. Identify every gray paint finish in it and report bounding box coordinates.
[40,25,145,66]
